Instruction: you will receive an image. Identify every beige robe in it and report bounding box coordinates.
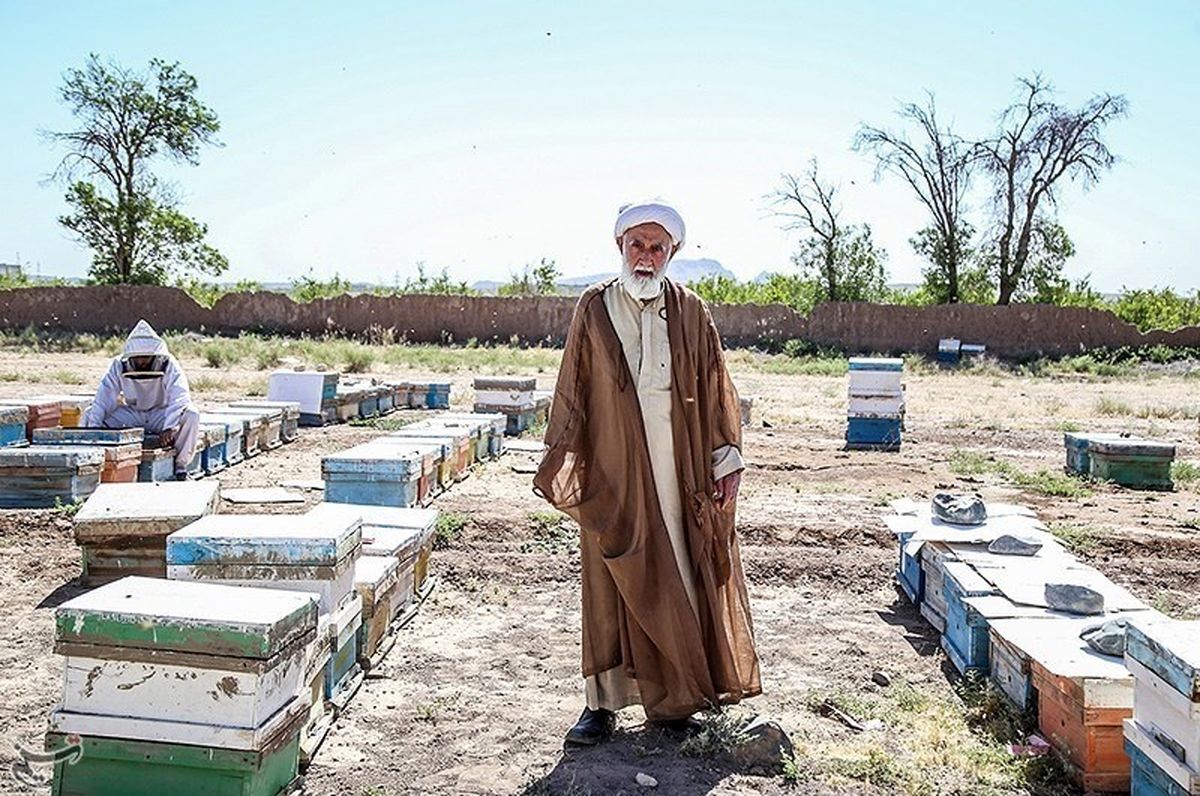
[585,280,745,712]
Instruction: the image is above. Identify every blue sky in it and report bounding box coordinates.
[0,1,1196,291]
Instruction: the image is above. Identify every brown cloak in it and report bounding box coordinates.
[534,278,761,719]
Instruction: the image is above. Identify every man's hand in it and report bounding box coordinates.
[713,471,742,511]
[159,427,177,447]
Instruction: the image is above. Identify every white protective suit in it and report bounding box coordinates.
[82,320,200,471]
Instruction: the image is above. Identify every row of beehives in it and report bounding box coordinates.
[49,476,442,795]
[267,370,452,427]
[0,394,303,508]
[888,500,1199,794]
[471,375,552,435]
[846,357,904,451]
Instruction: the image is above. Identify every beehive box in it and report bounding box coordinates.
[33,428,145,484]
[1008,615,1140,793]
[1088,437,1176,489]
[201,423,229,475]
[473,376,536,410]
[28,393,93,428]
[407,381,451,410]
[334,387,363,422]
[940,560,1001,675]
[447,411,507,458]
[54,576,316,731]
[428,417,489,463]
[847,392,905,418]
[1064,432,1126,476]
[1126,619,1200,782]
[217,406,282,451]
[324,593,363,702]
[917,542,953,633]
[206,410,264,457]
[0,404,29,447]
[0,396,62,438]
[895,532,924,605]
[383,434,453,491]
[365,438,441,504]
[47,716,304,796]
[390,425,472,479]
[268,370,339,424]
[73,481,220,584]
[1125,720,1200,796]
[322,443,426,508]
[229,400,301,443]
[0,445,104,507]
[166,513,362,614]
[846,416,902,450]
[199,413,247,465]
[137,447,176,482]
[355,555,400,666]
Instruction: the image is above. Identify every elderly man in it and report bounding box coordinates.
[534,200,760,746]
[83,320,200,480]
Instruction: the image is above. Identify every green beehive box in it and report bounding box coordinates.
[1087,437,1176,489]
[47,715,303,796]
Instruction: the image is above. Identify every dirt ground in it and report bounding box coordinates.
[1,347,1198,796]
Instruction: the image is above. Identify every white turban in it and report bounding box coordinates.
[613,200,685,247]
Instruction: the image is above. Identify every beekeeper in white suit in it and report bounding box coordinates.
[83,320,201,480]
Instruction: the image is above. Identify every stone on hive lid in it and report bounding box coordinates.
[931,493,988,526]
[1046,583,1105,615]
[988,534,1043,556]
[1079,618,1129,658]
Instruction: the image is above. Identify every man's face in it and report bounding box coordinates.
[129,356,156,371]
[619,222,675,282]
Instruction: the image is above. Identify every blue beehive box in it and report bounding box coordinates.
[1064,432,1125,476]
[937,338,962,364]
[322,444,424,508]
[201,424,228,475]
[200,415,245,466]
[848,357,904,371]
[408,382,451,410]
[0,445,105,507]
[846,416,902,449]
[940,560,1000,675]
[0,405,29,447]
[137,447,176,482]
[1125,731,1198,796]
[896,533,924,604]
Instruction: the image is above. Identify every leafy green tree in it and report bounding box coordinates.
[291,271,352,302]
[771,159,889,303]
[393,263,477,296]
[498,258,561,297]
[47,54,225,284]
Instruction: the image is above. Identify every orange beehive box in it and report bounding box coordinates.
[99,443,142,483]
[1031,657,1134,793]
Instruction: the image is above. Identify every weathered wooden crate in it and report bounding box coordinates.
[1064,432,1126,476]
[990,622,1036,712]
[47,718,304,796]
[55,576,316,730]
[199,413,247,465]
[1020,620,1137,793]
[940,560,1000,675]
[73,481,220,584]
[218,406,282,451]
[0,404,29,447]
[1088,437,1177,489]
[324,594,362,701]
[407,381,451,410]
[137,446,176,482]
[390,425,472,480]
[355,555,399,666]
[166,513,362,613]
[32,429,145,483]
[362,439,440,504]
[383,434,453,491]
[0,395,63,437]
[297,628,331,767]
[322,443,425,508]
[846,416,902,450]
[1125,720,1200,795]
[1128,619,1200,705]
[474,376,536,410]
[917,542,953,633]
[0,445,104,507]
[229,400,301,443]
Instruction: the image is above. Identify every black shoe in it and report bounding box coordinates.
[174,470,189,481]
[564,708,615,746]
[648,715,703,736]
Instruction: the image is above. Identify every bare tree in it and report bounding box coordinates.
[769,159,887,303]
[977,76,1127,304]
[855,95,975,303]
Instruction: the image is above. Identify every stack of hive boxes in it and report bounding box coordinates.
[390,422,472,482]
[405,381,451,410]
[33,427,144,483]
[0,445,105,507]
[474,376,537,435]
[164,513,365,761]
[0,404,28,447]
[267,370,340,427]
[48,576,314,796]
[846,357,904,451]
[0,395,62,438]
[230,399,302,443]
[1124,619,1200,795]
[199,412,247,466]
[73,481,220,585]
[441,412,507,459]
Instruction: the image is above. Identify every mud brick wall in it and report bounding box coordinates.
[3,285,1199,358]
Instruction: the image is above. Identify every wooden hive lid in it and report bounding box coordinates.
[1087,437,1176,457]
[321,443,424,476]
[354,554,399,592]
[1126,617,1200,702]
[55,575,317,659]
[0,445,105,468]
[227,399,301,415]
[75,481,220,535]
[198,412,250,433]
[474,376,537,391]
[848,357,904,371]
[33,427,145,446]
[166,513,362,567]
[307,502,438,532]
[361,524,426,560]
[0,404,29,423]
[212,405,279,422]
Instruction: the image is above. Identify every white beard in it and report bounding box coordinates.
[619,262,667,301]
